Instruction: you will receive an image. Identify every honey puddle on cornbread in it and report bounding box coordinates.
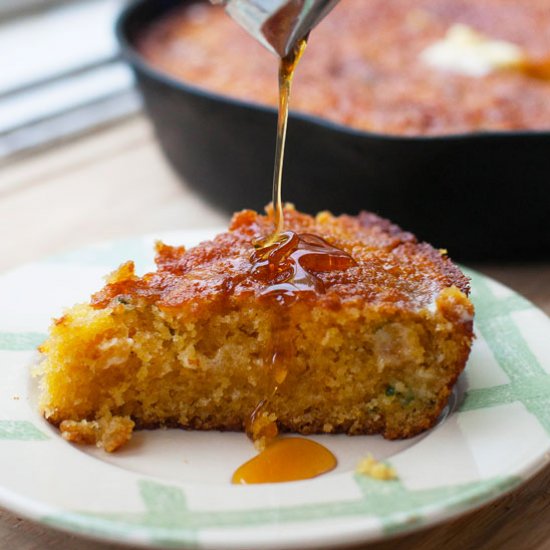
[234,39,355,484]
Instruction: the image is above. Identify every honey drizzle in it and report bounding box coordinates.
[270,38,307,242]
[247,231,356,448]
[240,35,355,482]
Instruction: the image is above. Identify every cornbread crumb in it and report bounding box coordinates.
[60,416,134,452]
[356,453,398,480]
[60,420,100,446]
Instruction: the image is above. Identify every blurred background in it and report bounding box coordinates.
[0,0,136,160]
[2,0,550,262]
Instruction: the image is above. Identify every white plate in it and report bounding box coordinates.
[0,229,549,549]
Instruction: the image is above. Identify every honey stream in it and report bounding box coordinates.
[270,38,307,241]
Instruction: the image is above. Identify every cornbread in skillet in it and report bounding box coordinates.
[138,0,550,135]
[38,207,474,451]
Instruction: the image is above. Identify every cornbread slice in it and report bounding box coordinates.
[38,207,474,451]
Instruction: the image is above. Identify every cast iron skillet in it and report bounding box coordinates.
[116,0,550,260]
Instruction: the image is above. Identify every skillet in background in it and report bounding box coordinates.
[116,0,550,261]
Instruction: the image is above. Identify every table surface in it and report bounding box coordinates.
[1,116,549,550]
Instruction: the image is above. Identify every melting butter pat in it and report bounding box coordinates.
[356,453,397,480]
[421,24,524,76]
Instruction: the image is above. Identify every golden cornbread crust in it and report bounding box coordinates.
[38,207,474,451]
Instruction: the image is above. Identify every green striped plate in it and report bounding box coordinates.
[0,229,549,549]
